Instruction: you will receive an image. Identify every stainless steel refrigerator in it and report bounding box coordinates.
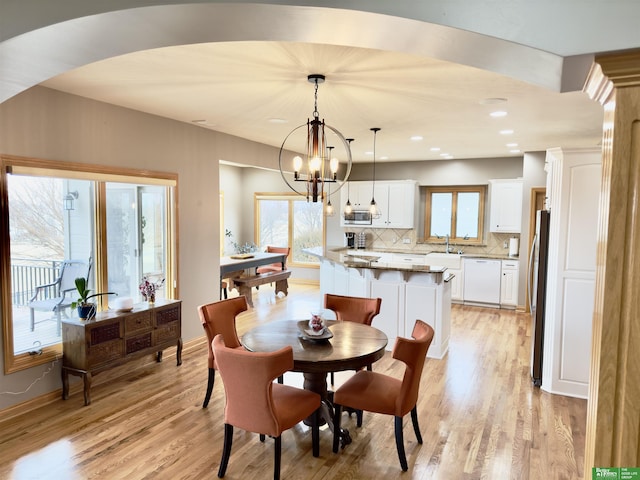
[528,209,550,386]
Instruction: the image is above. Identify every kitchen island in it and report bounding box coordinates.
[307,247,451,359]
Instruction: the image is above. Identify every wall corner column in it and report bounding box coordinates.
[584,49,640,470]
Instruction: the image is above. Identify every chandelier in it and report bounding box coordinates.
[279,74,352,203]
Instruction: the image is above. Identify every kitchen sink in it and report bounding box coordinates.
[425,252,462,269]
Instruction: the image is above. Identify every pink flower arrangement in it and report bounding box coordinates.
[139,276,165,300]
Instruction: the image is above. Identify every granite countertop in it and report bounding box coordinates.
[306,247,448,274]
[320,246,519,262]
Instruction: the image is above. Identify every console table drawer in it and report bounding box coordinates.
[126,332,153,354]
[88,339,124,367]
[155,321,180,344]
[90,321,122,345]
[125,312,153,335]
[156,304,181,326]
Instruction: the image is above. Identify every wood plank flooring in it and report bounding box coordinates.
[0,284,586,479]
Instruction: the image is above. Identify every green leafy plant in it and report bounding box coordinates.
[71,277,116,307]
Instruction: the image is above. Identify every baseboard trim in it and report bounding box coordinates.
[0,336,205,423]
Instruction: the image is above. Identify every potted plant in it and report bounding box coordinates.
[71,277,116,320]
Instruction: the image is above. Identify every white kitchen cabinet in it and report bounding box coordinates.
[500,259,519,308]
[341,180,416,228]
[340,181,371,211]
[371,180,417,228]
[448,267,463,303]
[489,179,523,233]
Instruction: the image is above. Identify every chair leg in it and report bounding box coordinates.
[277,375,283,384]
[218,423,233,478]
[29,308,35,332]
[260,434,266,442]
[203,368,215,408]
[356,409,363,427]
[312,408,320,457]
[330,371,335,385]
[410,405,423,444]
[394,416,408,471]
[332,404,342,453]
[274,435,282,480]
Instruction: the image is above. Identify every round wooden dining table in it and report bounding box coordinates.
[241,320,388,447]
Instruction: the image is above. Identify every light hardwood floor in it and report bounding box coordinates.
[0,283,586,479]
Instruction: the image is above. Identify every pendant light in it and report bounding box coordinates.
[278,74,352,202]
[325,146,336,217]
[344,138,354,215]
[369,128,382,219]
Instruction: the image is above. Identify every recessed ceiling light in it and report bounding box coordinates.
[506,143,518,147]
[192,119,207,124]
[490,111,508,118]
[439,153,450,157]
[268,118,288,124]
[380,156,389,160]
[499,129,514,135]
[365,151,373,156]
[510,149,521,154]
[410,135,423,141]
[480,97,508,105]
[430,147,441,152]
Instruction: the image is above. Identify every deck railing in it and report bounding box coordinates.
[10,258,62,306]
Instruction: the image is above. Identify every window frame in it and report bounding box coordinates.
[254,192,325,269]
[0,155,178,374]
[424,185,487,245]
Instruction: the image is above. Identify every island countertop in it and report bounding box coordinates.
[305,247,448,274]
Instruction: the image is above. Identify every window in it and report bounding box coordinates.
[255,193,324,266]
[424,185,486,244]
[1,155,177,373]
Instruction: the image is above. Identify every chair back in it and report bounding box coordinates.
[392,320,434,416]
[324,294,382,325]
[212,334,293,437]
[198,296,248,368]
[256,246,290,273]
[59,258,92,294]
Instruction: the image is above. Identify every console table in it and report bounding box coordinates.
[61,299,182,405]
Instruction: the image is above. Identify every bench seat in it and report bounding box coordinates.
[232,270,291,307]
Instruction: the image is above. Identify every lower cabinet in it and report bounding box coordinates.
[61,299,182,406]
[500,260,519,308]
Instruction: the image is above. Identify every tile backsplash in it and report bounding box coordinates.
[342,227,521,257]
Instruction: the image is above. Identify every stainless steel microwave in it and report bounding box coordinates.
[343,210,372,225]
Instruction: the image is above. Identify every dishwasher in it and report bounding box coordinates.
[463,258,502,306]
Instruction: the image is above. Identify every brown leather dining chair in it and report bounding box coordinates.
[198,296,248,408]
[212,334,321,480]
[256,245,290,274]
[332,320,435,472]
[324,293,382,384]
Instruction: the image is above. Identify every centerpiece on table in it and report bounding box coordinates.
[139,276,165,304]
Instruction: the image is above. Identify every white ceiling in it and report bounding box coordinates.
[41,41,604,163]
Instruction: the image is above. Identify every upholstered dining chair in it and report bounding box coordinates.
[212,334,321,480]
[332,320,435,472]
[256,245,290,274]
[323,293,382,384]
[198,296,248,408]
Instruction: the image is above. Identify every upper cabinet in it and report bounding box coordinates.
[489,179,523,233]
[340,180,417,229]
[372,181,417,228]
